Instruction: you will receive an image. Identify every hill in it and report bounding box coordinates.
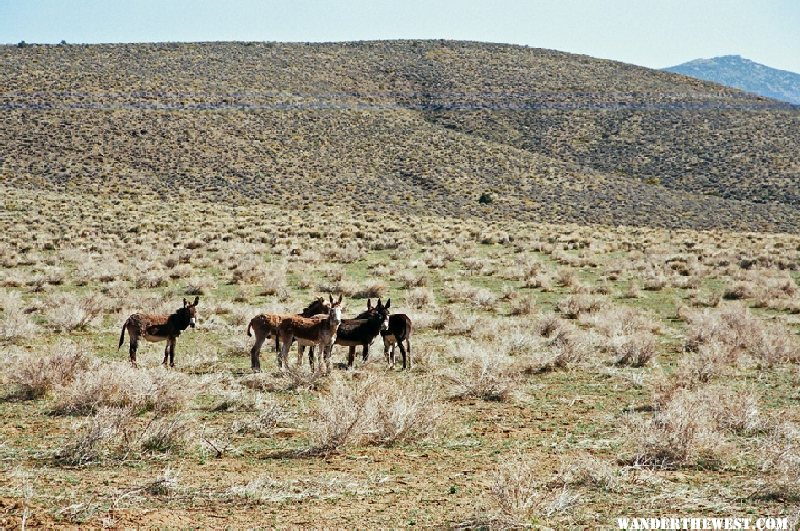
[664,54,800,105]
[2,40,799,231]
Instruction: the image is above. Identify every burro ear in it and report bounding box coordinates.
[183,298,188,307]
[385,298,391,309]
[193,296,199,306]
[367,299,372,309]
[329,294,334,304]
[337,294,343,304]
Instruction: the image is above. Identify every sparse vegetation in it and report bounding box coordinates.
[2,39,800,528]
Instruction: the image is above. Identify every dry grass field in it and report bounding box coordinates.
[2,39,800,528]
[2,185,800,528]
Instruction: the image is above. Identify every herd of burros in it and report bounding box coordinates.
[118,296,413,374]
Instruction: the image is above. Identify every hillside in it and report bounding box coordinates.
[2,40,800,231]
[665,54,800,105]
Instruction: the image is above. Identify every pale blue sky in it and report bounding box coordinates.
[1,0,798,72]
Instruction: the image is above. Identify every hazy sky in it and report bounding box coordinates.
[2,0,799,72]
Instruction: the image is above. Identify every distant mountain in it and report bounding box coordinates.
[664,55,800,105]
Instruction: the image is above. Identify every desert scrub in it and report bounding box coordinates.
[444,340,517,401]
[231,256,268,285]
[756,423,800,500]
[557,295,604,319]
[4,342,91,399]
[183,275,217,296]
[608,332,657,367]
[303,375,442,455]
[581,306,660,336]
[509,295,537,316]
[474,453,579,527]
[684,305,800,366]
[228,473,373,503]
[55,406,136,466]
[44,292,106,332]
[258,264,289,299]
[232,401,287,435]
[542,324,594,369]
[625,385,762,469]
[443,282,497,311]
[0,290,38,342]
[55,407,193,465]
[405,287,436,309]
[396,269,428,288]
[552,454,624,492]
[352,280,388,299]
[140,414,194,453]
[52,363,192,415]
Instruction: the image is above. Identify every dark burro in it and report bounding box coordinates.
[118,297,199,367]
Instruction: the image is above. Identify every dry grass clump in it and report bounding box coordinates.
[304,375,442,455]
[444,341,517,401]
[135,269,169,289]
[507,318,594,372]
[475,453,579,527]
[722,282,757,300]
[535,313,564,338]
[557,294,604,319]
[52,363,192,416]
[55,407,194,466]
[397,270,428,289]
[4,342,91,399]
[211,388,265,412]
[582,306,660,366]
[44,293,106,332]
[231,257,268,285]
[684,305,800,366]
[443,282,497,311]
[140,414,194,453]
[627,385,763,469]
[509,295,537,316]
[258,266,289,299]
[625,402,717,470]
[712,387,769,435]
[352,280,388,299]
[55,406,136,466]
[184,275,217,296]
[582,306,660,336]
[282,364,328,391]
[552,455,623,492]
[524,271,553,290]
[405,287,436,309]
[688,290,721,308]
[0,291,38,342]
[222,334,251,358]
[542,325,594,369]
[323,243,362,264]
[756,423,800,501]
[555,268,577,288]
[233,401,287,435]
[642,274,667,291]
[660,341,729,399]
[608,332,657,367]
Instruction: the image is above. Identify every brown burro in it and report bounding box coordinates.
[278,295,343,374]
[302,298,391,370]
[118,297,199,367]
[246,297,330,372]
